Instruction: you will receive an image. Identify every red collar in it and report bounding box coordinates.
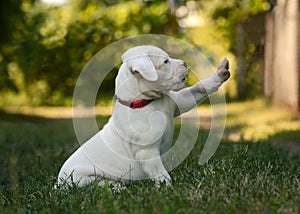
[117,97,154,109]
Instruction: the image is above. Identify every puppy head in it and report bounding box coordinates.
[119,46,188,99]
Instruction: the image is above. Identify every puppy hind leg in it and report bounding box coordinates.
[56,164,102,188]
[75,172,100,187]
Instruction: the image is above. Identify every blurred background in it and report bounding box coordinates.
[0,0,299,147]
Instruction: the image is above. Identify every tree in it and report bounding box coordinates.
[201,0,269,99]
[264,0,300,112]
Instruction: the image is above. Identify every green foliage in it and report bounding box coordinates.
[201,0,269,98]
[0,0,272,105]
[202,0,269,53]
[0,0,170,105]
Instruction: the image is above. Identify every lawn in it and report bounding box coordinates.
[0,101,299,213]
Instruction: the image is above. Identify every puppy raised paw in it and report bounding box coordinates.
[217,58,230,82]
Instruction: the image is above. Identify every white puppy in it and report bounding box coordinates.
[56,46,230,188]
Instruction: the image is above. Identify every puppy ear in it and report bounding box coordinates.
[129,56,158,81]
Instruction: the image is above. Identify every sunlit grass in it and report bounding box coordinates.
[2,106,113,119]
[3,99,299,143]
[224,99,300,142]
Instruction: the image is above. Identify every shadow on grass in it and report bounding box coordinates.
[267,130,300,156]
[0,109,52,123]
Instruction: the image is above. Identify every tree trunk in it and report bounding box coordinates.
[264,0,300,113]
[264,10,275,102]
[236,23,246,99]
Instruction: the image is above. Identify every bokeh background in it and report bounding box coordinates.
[0,0,292,104]
[0,1,299,212]
[1,0,299,143]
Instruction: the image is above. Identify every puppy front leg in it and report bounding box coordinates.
[172,58,230,116]
[135,148,172,187]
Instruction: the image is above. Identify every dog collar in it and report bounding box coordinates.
[117,97,154,109]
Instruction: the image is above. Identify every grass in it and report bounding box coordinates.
[0,101,300,213]
[225,100,300,142]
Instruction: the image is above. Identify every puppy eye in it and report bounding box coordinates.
[164,59,169,64]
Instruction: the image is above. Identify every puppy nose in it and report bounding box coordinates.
[182,61,187,68]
